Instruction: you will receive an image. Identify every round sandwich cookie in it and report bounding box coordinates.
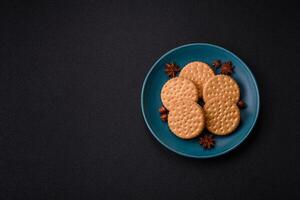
[161,77,198,110]
[168,100,205,139]
[179,61,215,98]
[203,75,240,103]
[204,97,240,135]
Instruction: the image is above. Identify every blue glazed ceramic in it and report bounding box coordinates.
[141,43,260,158]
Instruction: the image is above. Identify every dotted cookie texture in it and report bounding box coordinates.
[204,97,240,135]
[179,61,215,97]
[168,101,205,139]
[161,77,198,110]
[203,75,240,103]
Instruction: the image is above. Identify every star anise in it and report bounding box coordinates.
[212,60,222,68]
[159,105,169,122]
[165,63,180,78]
[159,105,168,114]
[237,100,246,109]
[160,113,168,122]
[220,61,234,75]
[199,135,215,149]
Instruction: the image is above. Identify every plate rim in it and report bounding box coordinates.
[141,43,260,158]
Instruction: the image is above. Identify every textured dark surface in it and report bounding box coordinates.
[1,1,300,199]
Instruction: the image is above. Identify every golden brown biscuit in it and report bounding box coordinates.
[168,101,205,139]
[161,77,198,110]
[203,75,240,103]
[179,61,215,97]
[204,97,240,135]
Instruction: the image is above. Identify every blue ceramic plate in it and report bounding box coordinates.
[141,43,260,158]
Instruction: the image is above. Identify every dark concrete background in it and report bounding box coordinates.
[1,0,299,199]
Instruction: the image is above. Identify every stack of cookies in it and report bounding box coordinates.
[161,61,241,139]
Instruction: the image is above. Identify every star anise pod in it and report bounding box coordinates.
[237,100,246,109]
[212,60,222,68]
[159,105,168,114]
[220,61,234,75]
[160,113,168,122]
[165,63,180,78]
[159,105,168,122]
[199,135,215,149]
